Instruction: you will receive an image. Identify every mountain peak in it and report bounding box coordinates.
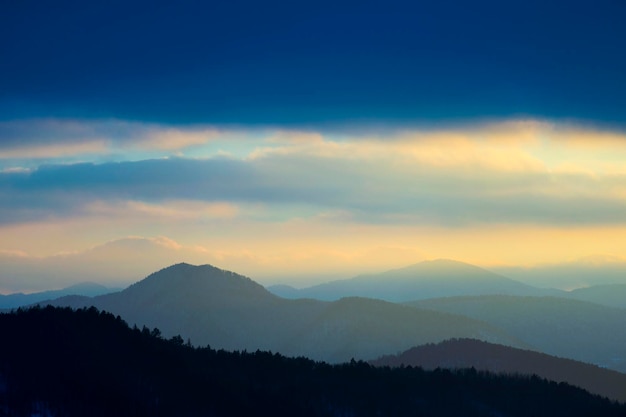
[147,262,246,280]
[158,262,217,272]
[382,258,504,280]
[400,258,486,271]
[122,262,274,303]
[268,259,547,302]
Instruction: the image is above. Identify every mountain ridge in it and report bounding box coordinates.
[565,284,626,309]
[371,338,626,403]
[407,295,626,372]
[39,262,526,363]
[4,306,624,417]
[0,281,120,309]
[268,258,562,302]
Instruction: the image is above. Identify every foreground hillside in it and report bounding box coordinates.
[371,338,626,403]
[2,306,625,417]
[42,263,523,362]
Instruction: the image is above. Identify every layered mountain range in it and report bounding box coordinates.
[40,263,522,363]
[408,295,626,371]
[12,259,626,401]
[4,306,624,417]
[267,259,561,301]
[0,282,118,310]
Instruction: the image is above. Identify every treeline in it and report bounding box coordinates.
[0,306,625,417]
[371,338,626,403]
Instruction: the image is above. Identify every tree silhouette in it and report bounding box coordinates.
[0,306,624,417]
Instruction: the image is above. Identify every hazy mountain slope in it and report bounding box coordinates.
[0,236,204,293]
[279,297,525,363]
[266,284,302,298]
[565,284,626,309]
[4,307,624,417]
[407,295,626,372]
[268,259,561,302]
[47,263,299,352]
[42,263,524,363]
[371,338,626,403]
[0,282,118,309]
[494,256,626,290]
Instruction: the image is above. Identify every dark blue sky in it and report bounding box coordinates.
[1,0,625,127]
[3,1,626,291]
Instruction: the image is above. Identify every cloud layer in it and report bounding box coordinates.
[2,119,626,227]
[2,118,626,291]
[3,1,626,292]
[2,1,625,126]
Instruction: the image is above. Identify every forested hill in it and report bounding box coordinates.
[1,307,625,417]
[371,339,626,403]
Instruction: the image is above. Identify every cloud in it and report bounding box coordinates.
[0,234,431,292]
[1,167,31,174]
[86,200,240,221]
[0,140,109,159]
[2,118,626,234]
[0,236,198,292]
[0,249,29,258]
[0,119,223,162]
[3,1,626,128]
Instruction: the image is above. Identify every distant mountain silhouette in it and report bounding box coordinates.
[565,284,626,309]
[371,338,626,403]
[0,237,181,292]
[494,256,626,290]
[408,295,626,372]
[268,259,561,302]
[41,263,524,363]
[265,283,302,298]
[278,297,524,362]
[0,282,119,309]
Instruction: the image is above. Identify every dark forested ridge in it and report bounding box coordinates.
[371,338,626,403]
[1,307,625,417]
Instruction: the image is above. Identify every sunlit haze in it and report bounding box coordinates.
[2,1,626,293]
[1,119,626,292]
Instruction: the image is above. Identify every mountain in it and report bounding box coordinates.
[565,284,626,309]
[4,307,624,417]
[0,282,119,309]
[267,259,561,302]
[277,297,524,362]
[47,263,292,352]
[494,256,626,290]
[41,263,524,363]
[371,338,626,403]
[0,236,198,293]
[407,295,626,372]
[265,283,302,298]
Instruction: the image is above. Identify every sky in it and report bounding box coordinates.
[1,0,626,292]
